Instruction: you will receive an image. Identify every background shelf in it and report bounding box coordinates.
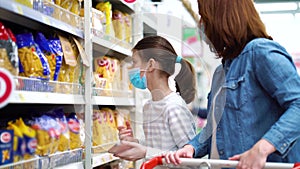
[0,1,84,38]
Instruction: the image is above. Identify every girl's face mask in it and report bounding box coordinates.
[128,67,147,89]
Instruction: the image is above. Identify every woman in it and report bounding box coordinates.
[109,36,197,162]
[165,0,300,169]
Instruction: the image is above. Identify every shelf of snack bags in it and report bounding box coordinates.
[91,107,132,167]
[0,107,85,169]
[0,0,84,39]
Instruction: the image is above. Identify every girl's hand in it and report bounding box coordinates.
[229,139,276,169]
[118,121,138,142]
[165,144,195,165]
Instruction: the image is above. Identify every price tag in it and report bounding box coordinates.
[42,16,51,25]
[13,4,24,15]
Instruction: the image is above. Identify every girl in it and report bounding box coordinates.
[109,35,197,162]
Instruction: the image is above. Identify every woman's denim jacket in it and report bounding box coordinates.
[189,38,300,162]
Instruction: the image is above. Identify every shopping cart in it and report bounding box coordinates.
[140,156,300,169]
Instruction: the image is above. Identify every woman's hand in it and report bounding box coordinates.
[229,139,276,169]
[164,144,195,165]
[118,121,138,143]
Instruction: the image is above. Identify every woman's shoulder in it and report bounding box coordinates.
[244,38,287,54]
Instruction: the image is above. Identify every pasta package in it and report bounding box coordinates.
[124,13,132,43]
[0,22,18,76]
[15,118,38,169]
[92,110,103,146]
[16,33,50,80]
[112,10,125,40]
[35,32,62,81]
[96,2,114,36]
[67,113,82,149]
[0,130,14,165]
[55,110,70,152]
[31,115,59,156]
[7,121,25,162]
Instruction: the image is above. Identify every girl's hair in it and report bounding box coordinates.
[198,0,272,59]
[132,36,196,104]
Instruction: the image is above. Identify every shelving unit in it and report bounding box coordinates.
[0,0,138,168]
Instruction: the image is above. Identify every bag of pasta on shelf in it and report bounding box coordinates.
[35,32,62,81]
[15,118,38,169]
[124,13,132,43]
[57,35,79,94]
[96,1,114,37]
[52,109,70,152]
[7,120,25,163]
[67,113,82,150]
[48,36,63,82]
[112,10,125,40]
[94,56,112,95]
[31,115,60,156]
[92,110,103,146]
[16,32,51,80]
[0,22,19,76]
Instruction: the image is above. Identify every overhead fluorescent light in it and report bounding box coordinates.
[255,2,298,12]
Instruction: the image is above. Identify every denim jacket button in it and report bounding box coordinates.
[283,143,287,147]
[219,150,224,155]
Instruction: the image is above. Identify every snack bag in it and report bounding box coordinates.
[67,113,82,149]
[16,33,50,80]
[0,22,19,76]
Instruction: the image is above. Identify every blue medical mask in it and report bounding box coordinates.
[128,67,147,89]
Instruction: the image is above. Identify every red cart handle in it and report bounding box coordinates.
[140,156,163,169]
[140,156,298,169]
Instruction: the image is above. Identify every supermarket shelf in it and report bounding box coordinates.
[93,0,134,14]
[54,162,84,169]
[92,152,119,168]
[92,96,135,106]
[0,1,84,38]
[11,91,85,104]
[110,0,135,14]
[92,36,132,60]
[0,157,39,169]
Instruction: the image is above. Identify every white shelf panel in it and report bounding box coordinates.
[11,91,85,104]
[92,36,132,59]
[92,152,119,168]
[92,96,135,106]
[0,1,84,38]
[54,162,84,169]
[143,13,157,31]
[110,0,135,14]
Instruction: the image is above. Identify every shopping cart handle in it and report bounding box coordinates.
[140,156,298,169]
[140,156,163,169]
[293,162,300,169]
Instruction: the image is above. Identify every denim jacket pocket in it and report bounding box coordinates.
[222,76,249,109]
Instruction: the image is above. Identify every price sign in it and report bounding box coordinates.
[0,69,15,108]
